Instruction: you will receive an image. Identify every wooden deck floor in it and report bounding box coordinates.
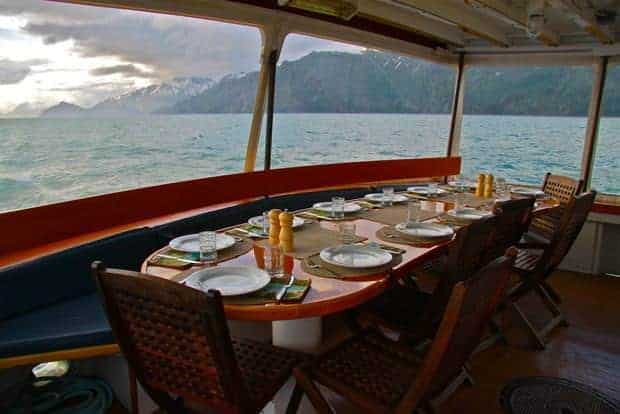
[441,270,620,413]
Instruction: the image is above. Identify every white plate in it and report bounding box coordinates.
[313,201,362,214]
[395,222,454,239]
[320,245,392,269]
[447,208,493,221]
[448,180,476,190]
[364,193,409,203]
[511,187,545,198]
[407,186,448,196]
[248,215,305,229]
[184,266,271,296]
[169,233,236,253]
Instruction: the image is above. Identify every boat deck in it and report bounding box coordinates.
[114,270,620,413]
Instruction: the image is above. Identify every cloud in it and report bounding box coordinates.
[0,58,47,84]
[90,64,150,77]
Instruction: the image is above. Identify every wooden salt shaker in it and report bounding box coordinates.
[268,209,282,245]
[483,174,494,198]
[279,211,294,253]
[475,173,485,197]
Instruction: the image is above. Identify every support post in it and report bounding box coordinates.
[447,53,465,158]
[264,50,278,170]
[243,27,284,172]
[581,56,608,189]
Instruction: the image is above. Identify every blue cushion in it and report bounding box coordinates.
[0,227,162,321]
[0,293,113,358]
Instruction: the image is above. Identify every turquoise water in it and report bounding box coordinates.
[0,114,617,212]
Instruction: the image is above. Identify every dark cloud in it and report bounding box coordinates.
[0,58,47,84]
[90,64,150,77]
[1,0,358,80]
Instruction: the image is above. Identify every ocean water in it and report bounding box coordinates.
[0,113,617,212]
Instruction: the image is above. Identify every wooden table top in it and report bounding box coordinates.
[142,195,559,321]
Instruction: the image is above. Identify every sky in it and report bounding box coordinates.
[0,0,361,114]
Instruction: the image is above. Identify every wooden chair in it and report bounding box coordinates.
[92,262,307,414]
[509,191,596,349]
[528,173,584,242]
[356,215,498,344]
[293,250,517,414]
[489,197,535,261]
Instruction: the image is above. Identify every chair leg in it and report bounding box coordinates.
[510,301,546,350]
[535,284,568,327]
[541,280,562,304]
[285,383,304,414]
[293,368,333,414]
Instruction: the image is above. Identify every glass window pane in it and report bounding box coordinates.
[0,1,260,212]
[271,34,455,168]
[593,65,620,195]
[460,66,592,185]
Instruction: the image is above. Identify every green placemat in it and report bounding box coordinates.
[223,277,311,305]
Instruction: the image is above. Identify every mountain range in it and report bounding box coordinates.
[11,50,620,118]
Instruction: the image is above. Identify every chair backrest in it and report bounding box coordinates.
[92,262,248,413]
[530,173,584,240]
[488,197,535,260]
[536,191,597,277]
[396,249,517,413]
[420,215,497,332]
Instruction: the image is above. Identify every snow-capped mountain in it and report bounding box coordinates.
[86,76,214,116]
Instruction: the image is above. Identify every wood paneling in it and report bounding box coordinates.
[0,157,460,255]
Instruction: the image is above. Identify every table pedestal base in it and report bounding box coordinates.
[272,317,322,352]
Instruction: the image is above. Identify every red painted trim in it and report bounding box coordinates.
[0,157,460,255]
[592,203,620,215]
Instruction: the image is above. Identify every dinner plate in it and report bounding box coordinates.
[169,233,236,253]
[184,266,271,296]
[320,245,392,269]
[447,208,493,221]
[313,201,362,214]
[448,180,476,190]
[407,186,448,196]
[248,215,305,229]
[511,187,545,198]
[364,193,409,203]
[395,222,454,239]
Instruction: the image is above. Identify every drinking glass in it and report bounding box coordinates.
[199,231,218,263]
[339,222,357,245]
[261,211,269,235]
[428,182,438,196]
[495,177,509,201]
[454,192,466,212]
[407,201,421,227]
[264,244,283,277]
[382,187,394,207]
[331,196,345,219]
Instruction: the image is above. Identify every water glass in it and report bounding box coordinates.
[428,182,439,196]
[454,192,466,212]
[264,244,283,277]
[331,196,345,219]
[199,231,218,263]
[382,187,394,207]
[339,222,357,245]
[261,211,269,235]
[495,177,510,201]
[407,201,422,226]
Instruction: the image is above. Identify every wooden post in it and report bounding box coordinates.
[264,50,278,170]
[447,53,465,158]
[581,56,608,189]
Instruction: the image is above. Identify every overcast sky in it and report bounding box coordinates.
[0,0,361,113]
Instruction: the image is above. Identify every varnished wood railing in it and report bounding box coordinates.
[0,157,461,258]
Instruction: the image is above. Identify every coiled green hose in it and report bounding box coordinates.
[6,376,113,414]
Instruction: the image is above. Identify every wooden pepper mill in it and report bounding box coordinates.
[475,173,485,197]
[483,174,494,198]
[279,211,294,253]
[268,209,282,245]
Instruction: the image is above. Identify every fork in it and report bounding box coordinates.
[276,274,296,302]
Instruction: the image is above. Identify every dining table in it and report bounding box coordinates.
[141,188,559,351]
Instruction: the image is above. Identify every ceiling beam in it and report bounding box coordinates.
[377,0,511,47]
[547,0,614,44]
[464,0,560,46]
[360,0,466,47]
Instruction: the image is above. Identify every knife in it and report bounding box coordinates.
[276,274,296,302]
